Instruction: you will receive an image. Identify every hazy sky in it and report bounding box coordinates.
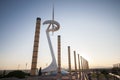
[0,0,120,70]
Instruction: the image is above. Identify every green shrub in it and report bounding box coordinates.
[5,70,29,79]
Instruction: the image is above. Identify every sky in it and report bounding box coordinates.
[0,0,120,70]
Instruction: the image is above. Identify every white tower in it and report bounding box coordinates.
[42,6,60,72]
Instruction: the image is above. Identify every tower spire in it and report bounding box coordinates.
[52,4,55,35]
[52,4,54,21]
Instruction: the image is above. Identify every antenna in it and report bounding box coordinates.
[52,4,55,35]
[52,0,54,20]
[52,4,54,21]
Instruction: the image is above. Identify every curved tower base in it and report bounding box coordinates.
[42,61,57,72]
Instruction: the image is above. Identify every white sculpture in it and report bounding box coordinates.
[42,6,60,72]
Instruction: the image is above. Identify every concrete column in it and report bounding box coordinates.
[74,51,78,79]
[80,56,83,79]
[30,17,41,76]
[80,56,83,71]
[57,35,61,80]
[78,54,81,80]
[68,46,72,80]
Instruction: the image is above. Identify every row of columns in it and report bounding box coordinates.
[68,46,89,80]
[113,63,120,68]
[56,35,89,80]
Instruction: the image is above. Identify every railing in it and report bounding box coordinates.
[109,73,120,79]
